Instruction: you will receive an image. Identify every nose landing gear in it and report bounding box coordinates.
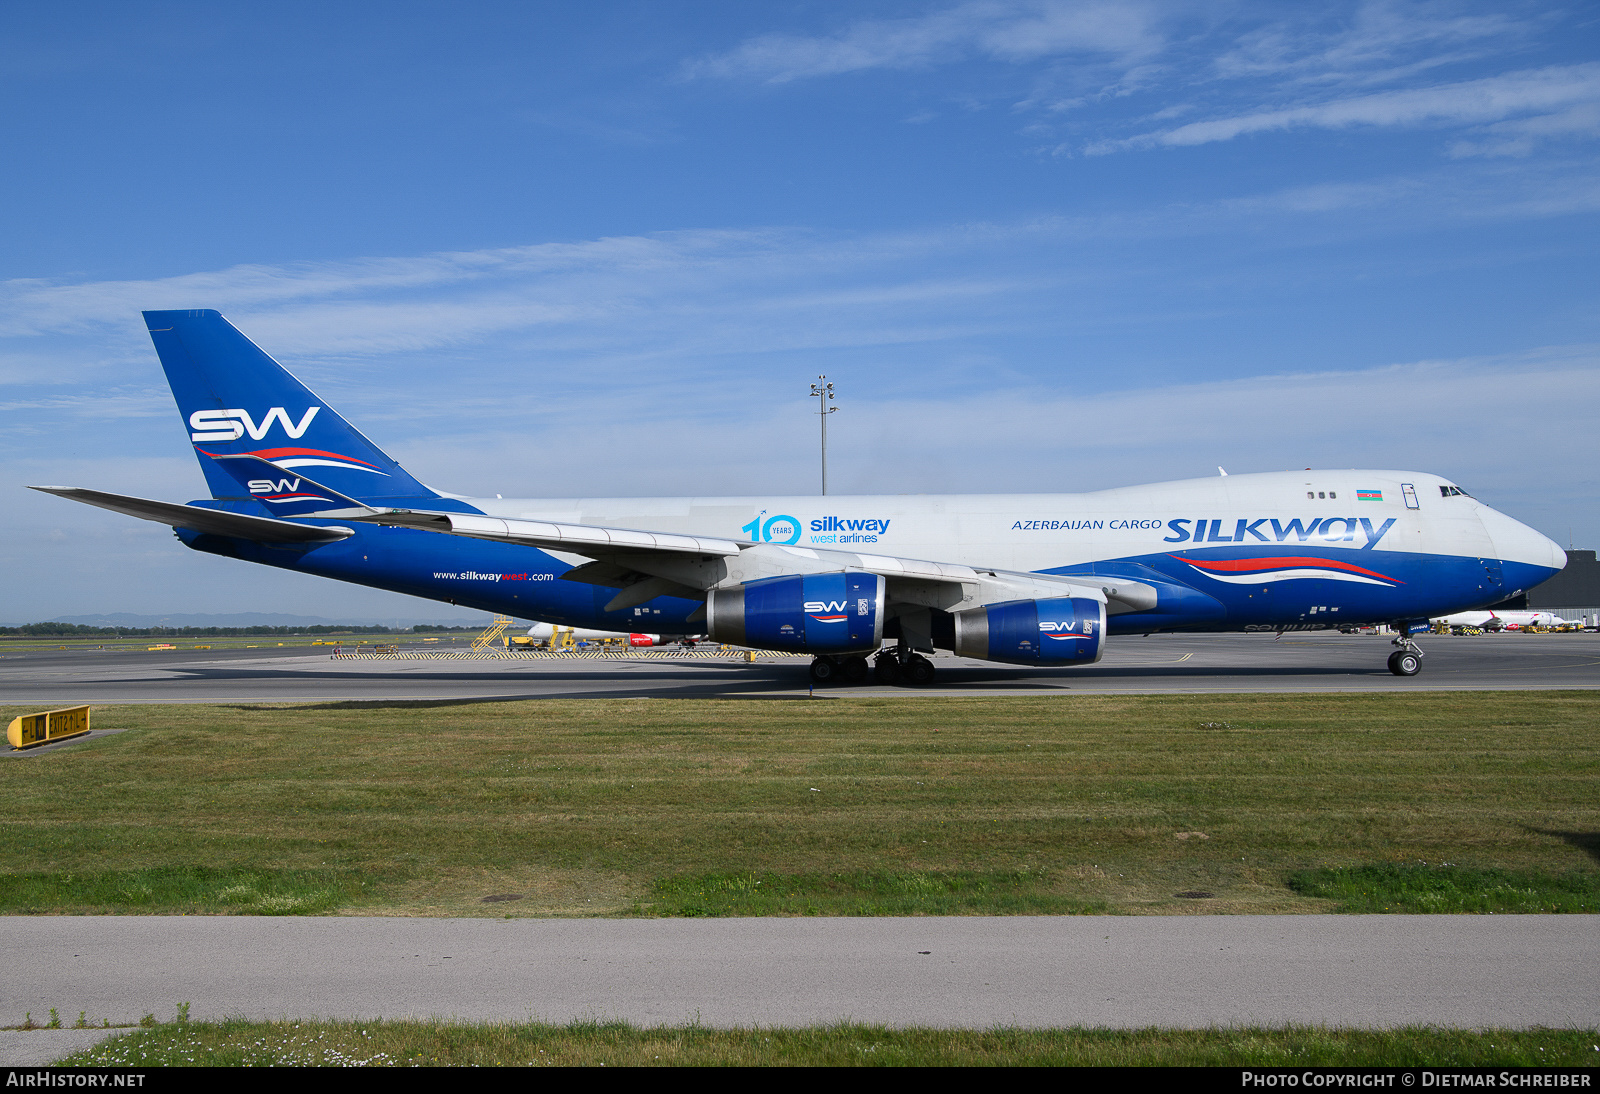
[1387,634,1424,676]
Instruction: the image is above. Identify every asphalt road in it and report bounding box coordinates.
[4,914,1595,1035]
[1,632,1596,705]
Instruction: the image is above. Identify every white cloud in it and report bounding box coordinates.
[1089,62,1600,153]
[683,3,1589,168]
[1212,1,1524,86]
[4,164,1595,398]
[0,224,1084,380]
[683,1,1160,84]
[0,231,800,338]
[1449,100,1600,158]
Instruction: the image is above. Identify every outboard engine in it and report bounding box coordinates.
[953,596,1106,665]
[707,572,884,654]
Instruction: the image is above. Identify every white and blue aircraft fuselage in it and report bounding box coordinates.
[34,310,1567,684]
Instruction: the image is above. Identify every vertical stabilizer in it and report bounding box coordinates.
[144,309,443,503]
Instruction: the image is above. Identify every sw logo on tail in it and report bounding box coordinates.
[190,407,321,442]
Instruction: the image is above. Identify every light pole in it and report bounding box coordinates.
[809,376,836,495]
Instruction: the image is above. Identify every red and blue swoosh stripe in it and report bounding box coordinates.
[1170,554,1402,587]
[236,446,387,475]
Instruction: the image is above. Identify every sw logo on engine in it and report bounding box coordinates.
[804,599,849,621]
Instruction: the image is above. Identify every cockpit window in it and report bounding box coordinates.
[1440,485,1472,498]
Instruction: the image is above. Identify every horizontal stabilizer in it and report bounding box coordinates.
[205,453,377,518]
[29,487,353,543]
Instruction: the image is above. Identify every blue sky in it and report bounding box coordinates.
[3,1,1597,623]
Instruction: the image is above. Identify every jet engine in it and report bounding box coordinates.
[953,596,1106,665]
[706,572,884,654]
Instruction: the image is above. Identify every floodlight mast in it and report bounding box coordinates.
[809,376,836,495]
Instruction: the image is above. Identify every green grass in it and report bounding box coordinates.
[0,865,369,915]
[2,694,1596,916]
[642,868,1108,916]
[1286,863,1600,913]
[50,1019,1600,1067]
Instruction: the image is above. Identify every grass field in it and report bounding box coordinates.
[49,1019,1600,1067]
[1,694,1596,917]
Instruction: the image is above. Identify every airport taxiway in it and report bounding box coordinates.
[0,632,1596,705]
[4,914,1595,1035]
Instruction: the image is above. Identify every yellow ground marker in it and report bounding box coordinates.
[7,705,91,750]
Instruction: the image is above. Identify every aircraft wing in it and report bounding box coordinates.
[349,507,1157,615]
[29,487,355,544]
[360,508,744,556]
[262,468,1144,615]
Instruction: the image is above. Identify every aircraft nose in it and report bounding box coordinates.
[1479,505,1566,575]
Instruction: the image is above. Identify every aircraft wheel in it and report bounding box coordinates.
[841,656,870,684]
[1387,651,1421,676]
[874,657,902,686]
[809,658,837,684]
[902,655,937,686]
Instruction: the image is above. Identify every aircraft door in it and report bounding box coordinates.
[1402,484,1420,509]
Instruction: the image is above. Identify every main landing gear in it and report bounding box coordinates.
[1387,634,1424,676]
[807,646,937,687]
[874,645,936,687]
[809,654,870,685]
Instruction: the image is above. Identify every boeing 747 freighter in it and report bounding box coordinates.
[33,311,1566,684]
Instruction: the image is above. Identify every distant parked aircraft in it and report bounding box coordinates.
[524,622,671,647]
[1432,610,1582,631]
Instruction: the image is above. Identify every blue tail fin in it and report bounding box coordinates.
[145,309,444,504]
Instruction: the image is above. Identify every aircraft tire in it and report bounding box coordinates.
[874,657,902,686]
[1387,651,1421,676]
[903,655,936,686]
[841,656,870,684]
[809,658,837,684]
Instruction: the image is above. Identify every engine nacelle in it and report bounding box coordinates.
[953,596,1106,665]
[707,572,884,654]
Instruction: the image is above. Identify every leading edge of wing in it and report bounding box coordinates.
[30,486,355,544]
[350,508,989,578]
[351,509,745,557]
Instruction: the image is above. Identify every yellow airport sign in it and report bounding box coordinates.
[7,705,91,750]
